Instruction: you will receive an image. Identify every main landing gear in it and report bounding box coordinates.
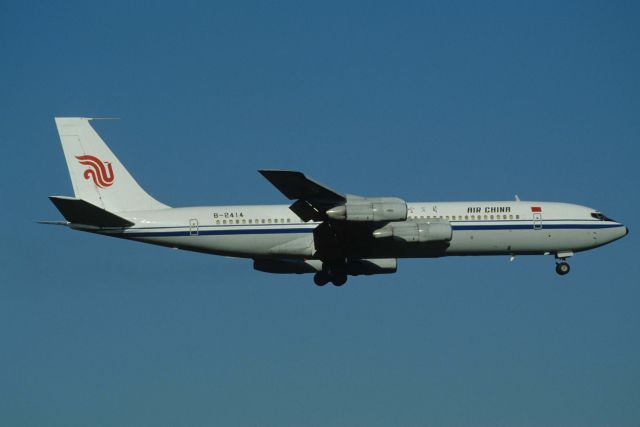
[313,258,349,287]
[313,271,348,287]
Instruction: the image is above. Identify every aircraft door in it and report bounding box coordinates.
[533,213,542,230]
[189,218,199,236]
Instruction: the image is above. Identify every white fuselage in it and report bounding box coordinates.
[92,201,627,259]
[49,118,628,281]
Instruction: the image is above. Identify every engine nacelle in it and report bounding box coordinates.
[326,197,407,222]
[346,258,397,276]
[253,258,396,276]
[372,221,452,243]
[253,258,322,274]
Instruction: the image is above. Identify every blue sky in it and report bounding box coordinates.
[1,1,639,426]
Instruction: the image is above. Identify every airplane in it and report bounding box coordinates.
[42,117,628,286]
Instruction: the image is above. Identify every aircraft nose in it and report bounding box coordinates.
[607,224,628,243]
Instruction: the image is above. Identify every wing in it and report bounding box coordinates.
[259,169,408,224]
[259,170,346,221]
[258,170,345,202]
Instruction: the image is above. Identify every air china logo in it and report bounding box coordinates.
[75,155,115,188]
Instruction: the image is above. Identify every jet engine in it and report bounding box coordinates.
[372,221,452,243]
[325,197,407,222]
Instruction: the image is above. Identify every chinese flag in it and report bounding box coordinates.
[531,206,542,212]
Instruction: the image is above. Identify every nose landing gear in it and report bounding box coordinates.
[554,251,574,276]
[555,262,570,275]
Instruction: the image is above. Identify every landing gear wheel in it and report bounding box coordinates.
[555,262,570,276]
[331,275,348,287]
[313,272,330,286]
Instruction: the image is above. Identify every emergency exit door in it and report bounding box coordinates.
[189,218,199,236]
[533,213,542,230]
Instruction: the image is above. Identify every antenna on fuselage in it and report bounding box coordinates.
[515,194,521,202]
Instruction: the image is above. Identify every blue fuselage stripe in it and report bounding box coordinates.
[451,224,620,231]
[124,227,315,237]
[118,223,623,238]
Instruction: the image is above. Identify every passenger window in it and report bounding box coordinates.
[274,219,278,223]
[516,215,520,219]
[484,215,488,220]
[222,220,227,224]
[287,218,291,223]
[248,219,252,224]
[509,215,513,220]
[216,220,220,225]
[261,219,265,224]
[242,219,246,224]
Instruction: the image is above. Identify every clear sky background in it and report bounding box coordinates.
[1,1,639,426]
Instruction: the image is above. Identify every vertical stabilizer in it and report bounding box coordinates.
[54,117,168,212]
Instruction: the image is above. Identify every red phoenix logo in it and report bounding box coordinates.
[76,155,115,188]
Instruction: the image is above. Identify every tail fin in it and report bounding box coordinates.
[54,117,168,212]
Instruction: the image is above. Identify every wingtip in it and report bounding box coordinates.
[258,169,304,176]
[36,220,70,226]
[54,116,120,122]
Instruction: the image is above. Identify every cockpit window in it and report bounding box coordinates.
[591,212,615,221]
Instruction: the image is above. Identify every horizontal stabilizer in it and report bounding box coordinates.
[49,196,134,228]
